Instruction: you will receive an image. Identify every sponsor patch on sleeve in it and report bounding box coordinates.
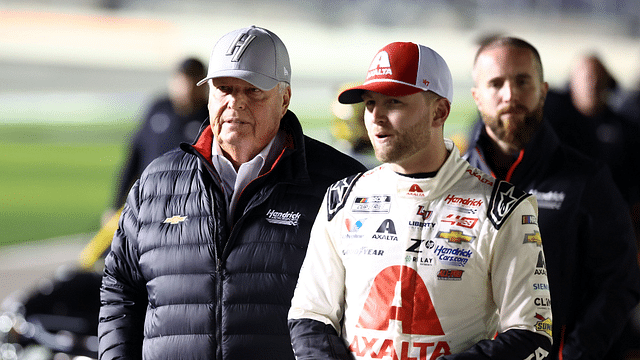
[487,180,530,230]
[327,173,363,221]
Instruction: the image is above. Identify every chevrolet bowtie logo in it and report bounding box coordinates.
[436,230,474,244]
[164,215,187,224]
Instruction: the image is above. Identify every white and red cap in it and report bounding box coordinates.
[338,42,453,104]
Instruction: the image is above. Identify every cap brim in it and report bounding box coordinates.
[338,81,424,104]
[196,70,280,90]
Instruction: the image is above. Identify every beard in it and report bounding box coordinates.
[482,98,545,151]
[370,120,430,165]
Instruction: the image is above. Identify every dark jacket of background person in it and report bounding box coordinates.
[113,98,207,207]
[113,58,209,209]
[98,110,367,360]
[544,89,640,207]
[465,120,640,360]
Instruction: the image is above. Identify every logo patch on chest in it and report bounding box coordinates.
[266,209,301,226]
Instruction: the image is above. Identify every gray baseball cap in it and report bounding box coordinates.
[197,25,291,90]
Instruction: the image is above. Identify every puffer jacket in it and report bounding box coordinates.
[98,110,367,360]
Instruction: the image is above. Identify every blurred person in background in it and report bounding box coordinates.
[98,25,366,360]
[611,75,640,127]
[83,57,209,270]
[544,54,640,218]
[330,81,378,169]
[465,36,640,360]
[110,56,209,213]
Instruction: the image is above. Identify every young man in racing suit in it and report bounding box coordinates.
[288,42,553,359]
[465,36,640,360]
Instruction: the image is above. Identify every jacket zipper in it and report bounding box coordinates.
[183,138,299,359]
[184,145,226,359]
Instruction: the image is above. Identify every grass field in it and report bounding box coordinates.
[0,103,475,249]
[0,122,135,248]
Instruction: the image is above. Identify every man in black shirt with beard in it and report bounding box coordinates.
[464,36,640,360]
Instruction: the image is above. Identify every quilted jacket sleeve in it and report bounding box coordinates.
[98,181,148,360]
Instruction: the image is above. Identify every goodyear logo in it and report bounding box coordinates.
[523,231,542,247]
[436,230,475,244]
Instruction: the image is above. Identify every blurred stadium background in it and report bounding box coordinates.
[2,0,640,300]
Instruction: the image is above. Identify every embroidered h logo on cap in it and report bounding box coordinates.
[226,33,256,61]
[197,25,291,90]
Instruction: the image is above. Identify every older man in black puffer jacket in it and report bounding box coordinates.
[98,25,366,360]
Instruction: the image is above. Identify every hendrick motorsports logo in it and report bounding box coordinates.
[433,245,472,267]
[266,209,301,226]
[444,194,483,207]
[529,189,565,210]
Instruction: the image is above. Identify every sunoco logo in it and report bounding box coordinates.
[534,314,552,337]
[444,194,483,207]
[266,209,301,226]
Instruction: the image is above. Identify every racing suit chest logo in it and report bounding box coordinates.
[356,265,443,335]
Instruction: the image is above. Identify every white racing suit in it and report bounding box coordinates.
[288,140,553,360]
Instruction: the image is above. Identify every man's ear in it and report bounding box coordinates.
[471,87,482,112]
[471,87,480,106]
[433,98,451,127]
[281,86,292,116]
[541,81,549,101]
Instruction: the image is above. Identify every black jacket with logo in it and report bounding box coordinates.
[98,110,367,360]
[464,120,640,360]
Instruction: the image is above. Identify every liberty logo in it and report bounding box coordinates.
[226,33,256,62]
[356,265,444,335]
[417,206,433,221]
